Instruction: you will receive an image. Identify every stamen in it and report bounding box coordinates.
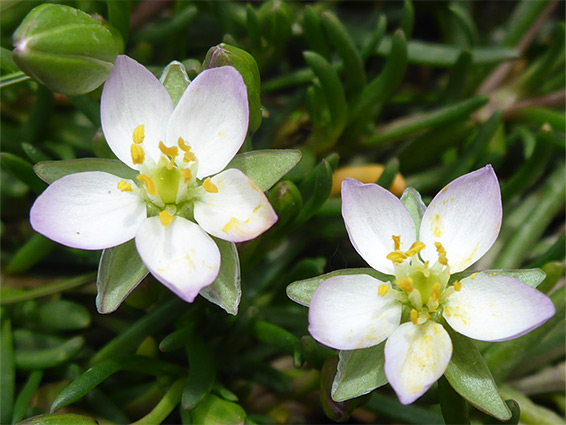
[183,151,196,162]
[117,180,133,192]
[178,137,191,152]
[203,177,218,193]
[430,282,441,302]
[159,141,179,158]
[131,144,145,165]
[453,281,462,291]
[435,242,448,266]
[405,241,425,257]
[410,309,418,325]
[392,235,401,251]
[159,210,174,226]
[397,277,413,293]
[181,168,192,183]
[137,174,157,196]
[386,251,407,263]
[378,284,390,297]
[133,124,145,144]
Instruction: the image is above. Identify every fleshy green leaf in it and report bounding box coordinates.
[34,158,137,183]
[451,268,546,288]
[189,394,246,425]
[287,268,391,307]
[182,332,216,410]
[96,240,149,314]
[38,300,91,330]
[226,149,301,192]
[19,413,102,425]
[0,318,14,424]
[332,343,388,402]
[444,326,511,421]
[15,336,85,370]
[160,60,190,107]
[199,239,241,315]
[296,159,333,223]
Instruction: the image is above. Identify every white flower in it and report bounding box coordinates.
[308,166,555,404]
[30,55,277,303]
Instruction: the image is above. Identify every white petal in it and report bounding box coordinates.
[135,216,220,302]
[385,321,452,405]
[30,172,146,250]
[420,165,502,273]
[101,55,174,167]
[194,169,277,243]
[166,66,249,179]
[308,275,402,350]
[442,272,555,342]
[341,178,417,275]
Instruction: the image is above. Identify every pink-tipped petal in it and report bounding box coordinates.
[194,168,277,242]
[341,178,417,275]
[308,275,402,350]
[166,66,249,179]
[420,165,502,273]
[30,172,146,250]
[385,321,452,405]
[135,216,220,302]
[443,272,555,342]
[101,55,173,167]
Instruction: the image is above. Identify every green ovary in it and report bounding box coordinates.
[153,166,181,204]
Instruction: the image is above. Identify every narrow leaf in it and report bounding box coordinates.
[182,332,216,410]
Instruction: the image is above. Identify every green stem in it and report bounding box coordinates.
[438,377,470,425]
[131,377,185,425]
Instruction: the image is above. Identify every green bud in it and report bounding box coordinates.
[268,180,303,227]
[203,43,262,133]
[13,4,119,95]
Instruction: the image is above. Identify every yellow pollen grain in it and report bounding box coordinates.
[159,141,179,158]
[410,309,418,325]
[203,177,218,193]
[435,242,448,266]
[131,144,145,165]
[133,124,145,144]
[471,273,477,279]
[431,213,444,238]
[159,210,174,226]
[397,277,413,293]
[392,235,401,251]
[405,241,425,256]
[136,174,157,196]
[117,180,133,192]
[387,251,407,263]
[430,282,441,301]
[378,284,390,297]
[453,281,462,291]
[181,168,192,183]
[178,137,191,152]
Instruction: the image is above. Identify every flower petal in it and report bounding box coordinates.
[193,168,277,242]
[135,216,220,302]
[101,55,174,168]
[30,172,146,250]
[385,321,452,405]
[420,165,502,273]
[341,178,417,275]
[442,272,555,342]
[308,275,402,350]
[166,66,249,179]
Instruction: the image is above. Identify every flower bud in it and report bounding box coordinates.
[13,4,119,95]
[203,43,262,132]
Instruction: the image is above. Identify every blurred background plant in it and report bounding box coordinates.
[1,1,564,424]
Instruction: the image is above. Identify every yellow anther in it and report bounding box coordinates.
[378,284,390,297]
[435,241,448,266]
[386,251,407,263]
[471,273,477,279]
[133,124,145,144]
[203,177,218,193]
[453,281,462,292]
[397,277,413,293]
[392,235,401,251]
[183,151,196,163]
[131,144,145,165]
[136,174,157,196]
[117,180,133,192]
[430,282,441,302]
[159,210,174,226]
[410,309,418,325]
[405,241,425,257]
[159,141,179,158]
[181,168,192,183]
[178,137,191,152]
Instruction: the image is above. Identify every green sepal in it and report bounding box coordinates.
[188,394,246,425]
[199,238,241,315]
[287,268,391,307]
[203,43,262,133]
[332,342,388,402]
[96,239,149,314]
[400,187,426,236]
[34,158,137,183]
[444,326,512,421]
[13,4,119,95]
[160,60,190,107]
[226,149,301,192]
[450,268,546,288]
